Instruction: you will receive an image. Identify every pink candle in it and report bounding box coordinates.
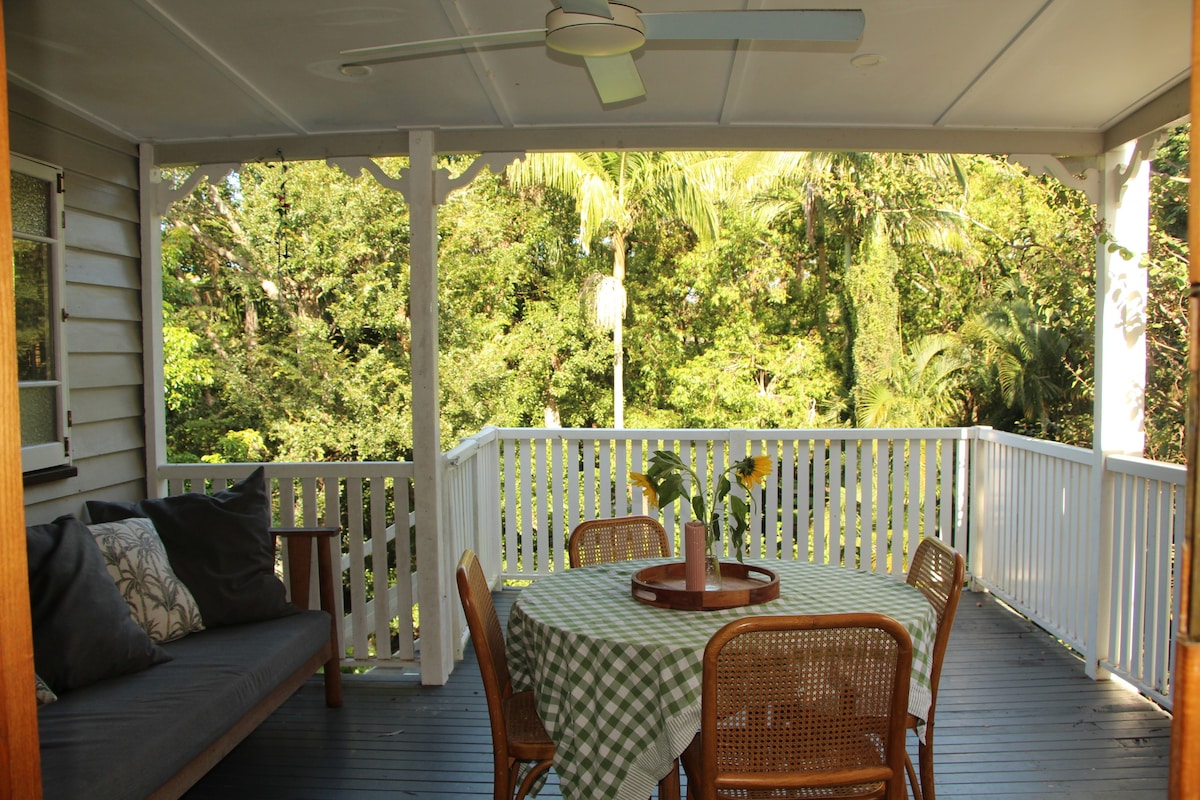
[684,520,706,591]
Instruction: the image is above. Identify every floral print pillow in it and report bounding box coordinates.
[35,672,56,706]
[88,518,205,643]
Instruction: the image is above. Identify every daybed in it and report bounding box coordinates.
[26,468,342,800]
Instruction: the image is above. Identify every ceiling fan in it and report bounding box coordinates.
[339,1,865,105]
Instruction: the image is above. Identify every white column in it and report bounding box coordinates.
[1088,140,1151,679]
[327,148,522,684]
[138,143,168,497]
[1094,141,1150,457]
[409,130,453,685]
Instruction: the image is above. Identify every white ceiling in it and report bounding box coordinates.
[3,0,1191,164]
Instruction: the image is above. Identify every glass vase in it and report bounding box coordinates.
[704,530,722,590]
[685,520,722,591]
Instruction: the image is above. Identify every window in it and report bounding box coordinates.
[12,155,69,474]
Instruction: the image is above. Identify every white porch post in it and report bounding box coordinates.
[139,143,168,497]
[140,154,238,498]
[328,147,521,684]
[1088,139,1152,679]
[408,130,454,685]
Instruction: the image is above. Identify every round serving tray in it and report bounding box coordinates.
[631,561,780,610]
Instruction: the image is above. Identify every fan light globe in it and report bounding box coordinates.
[545,4,646,57]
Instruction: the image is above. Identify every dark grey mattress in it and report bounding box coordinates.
[38,610,330,800]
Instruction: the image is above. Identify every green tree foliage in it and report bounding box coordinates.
[1144,125,1189,463]
[507,151,726,427]
[162,140,1186,465]
[847,222,904,422]
[163,160,574,461]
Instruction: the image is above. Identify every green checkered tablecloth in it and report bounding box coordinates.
[507,557,937,800]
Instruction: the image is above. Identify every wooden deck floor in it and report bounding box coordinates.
[184,590,1171,800]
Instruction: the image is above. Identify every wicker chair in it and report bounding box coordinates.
[903,537,965,800]
[566,516,682,799]
[568,515,672,568]
[681,613,913,800]
[456,550,555,800]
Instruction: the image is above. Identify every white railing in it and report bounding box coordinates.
[969,429,1097,655]
[963,431,1181,710]
[157,462,417,670]
[443,431,505,657]
[491,427,974,579]
[158,426,1183,708]
[1103,454,1184,708]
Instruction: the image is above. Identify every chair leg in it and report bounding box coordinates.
[657,758,681,800]
[918,739,936,800]
[904,751,923,800]
[511,759,552,800]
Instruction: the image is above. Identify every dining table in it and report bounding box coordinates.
[505,556,938,800]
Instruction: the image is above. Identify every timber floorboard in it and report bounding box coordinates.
[184,589,1170,799]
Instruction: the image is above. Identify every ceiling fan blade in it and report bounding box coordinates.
[559,0,614,19]
[641,9,865,51]
[583,54,645,104]
[340,28,545,62]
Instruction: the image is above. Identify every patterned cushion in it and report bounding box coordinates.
[35,673,57,706]
[86,467,295,627]
[26,515,171,694]
[88,517,206,643]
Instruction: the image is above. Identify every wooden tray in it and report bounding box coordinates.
[631,562,780,610]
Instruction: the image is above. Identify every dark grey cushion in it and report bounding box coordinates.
[26,515,171,694]
[37,610,331,800]
[85,467,295,627]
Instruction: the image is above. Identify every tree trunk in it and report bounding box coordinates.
[612,233,627,429]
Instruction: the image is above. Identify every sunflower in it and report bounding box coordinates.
[630,450,774,563]
[630,472,659,509]
[736,455,773,491]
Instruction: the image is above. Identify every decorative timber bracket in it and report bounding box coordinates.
[1009,129,1168,206]
[1111,130,1171,198]
[150,163,239,217]
[1007,154,1101,205]
[327,152,526,205]
[147,150,529,217]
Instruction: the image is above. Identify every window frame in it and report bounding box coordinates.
[12,154,70,475]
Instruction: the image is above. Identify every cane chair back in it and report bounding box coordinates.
[682,613,913,800]
[903,537,966,800]
[456,550,555,800]
[568,515,672,568]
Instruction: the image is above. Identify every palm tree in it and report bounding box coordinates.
[748,151,970,419]
[507,151,725,428]
[856,332,975,428]
[963,278,1078,434]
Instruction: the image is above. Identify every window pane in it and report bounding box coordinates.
[19,384,57,446]
[12,170,50,237]
[14,239,52,382]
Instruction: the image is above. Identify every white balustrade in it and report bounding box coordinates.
[157,427,1183,709]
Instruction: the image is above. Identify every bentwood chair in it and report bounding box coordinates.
[568,515,672,568]
[903,537,966,800]
[566,516,682,800]
[456,550,555,800]
[682,613,913,800]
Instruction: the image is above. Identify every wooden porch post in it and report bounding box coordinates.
[0,3,44,795]
[1169,3,1200,793]
[1088,139,1151,681]
[409,130,454,685]
[139,142,168,498]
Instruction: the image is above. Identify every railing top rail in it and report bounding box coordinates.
[493,426,976,442]
[974,427,1095,464]
[158,462,415,480]
[1106,453,1186,484]
[444,436,486,465]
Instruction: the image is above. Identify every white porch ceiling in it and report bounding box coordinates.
[3,0,1191,164]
